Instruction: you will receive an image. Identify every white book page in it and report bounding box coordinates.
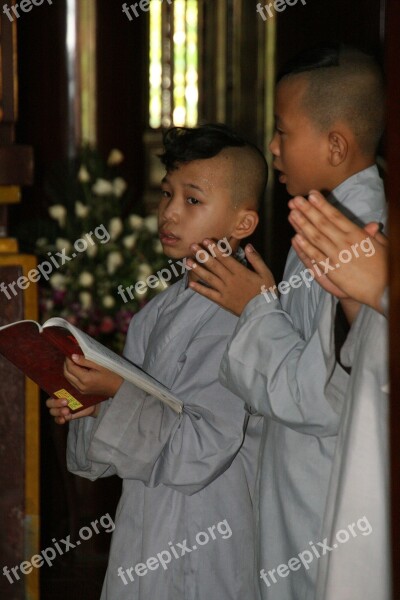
[43,317,183,413]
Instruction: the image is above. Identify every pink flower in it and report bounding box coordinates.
[100,316,115,334]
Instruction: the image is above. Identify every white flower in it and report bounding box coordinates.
[79,272,94,287]
[102,295,116,309]
[86,244,98,258]
[75,201,90,218]
[49,273,67,291]
[107,251,123,275]
[92,178,114,196]
[109,217,123,240]
[77,165,91,183]
[144,214,158,234]
[79,291,92,310]
[49,205,67,228]
[128,214,144,230]
[55,238,72,253]
[138,263,152,278]
[113,177,128,198]
[153,239,163,254]
[36,237,48,248]
[122,234,137,250]
[107,149,124,166]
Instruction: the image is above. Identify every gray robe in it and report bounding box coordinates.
[315,303,390,600]
[219,166,386,599]
[67,276,263,600]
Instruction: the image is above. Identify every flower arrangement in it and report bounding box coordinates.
[36,147,168,353]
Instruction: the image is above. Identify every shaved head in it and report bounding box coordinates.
[279,45,385,157]
[216,146,269,210]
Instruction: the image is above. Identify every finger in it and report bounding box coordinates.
[289,209,339,258]
[363,222,381,240]
[186,258,226,290]
[49,406,72,418]
[288,210,307,236]
[307,191,354,234]
[291,237,316,271]
[292,193,352,242]
[192,240,237,275]
[46,397,68,409]
[188,280,223,305]
[244,245,271,278]
[64,360,84,388]
[374,230,389,246]
[70,354,98,370]
[292,233,328,266]
[202,238,237,269]
[288,195,307,211]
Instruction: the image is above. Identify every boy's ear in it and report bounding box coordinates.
[232,209,259,240]
[328,129,349,167]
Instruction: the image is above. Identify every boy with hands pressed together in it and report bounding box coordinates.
[47,124,269,600]
[190,45,386,599]
[288,191,390,600]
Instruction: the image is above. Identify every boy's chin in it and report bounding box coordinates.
[162,245,188,260]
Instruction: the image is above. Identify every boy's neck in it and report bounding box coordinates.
[324,157,376,195]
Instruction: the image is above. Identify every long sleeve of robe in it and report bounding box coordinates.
[315,305,390,600]
[219,166,387,600]
[67,277,263,600]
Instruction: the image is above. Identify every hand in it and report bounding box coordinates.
[64,355,124,397]
[46,396,99,425]
[187,239,276,316]
[288,190,388,313]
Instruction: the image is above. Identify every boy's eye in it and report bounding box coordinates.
[187,197,200,205]
[161,189,171,198]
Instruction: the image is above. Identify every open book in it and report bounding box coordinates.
[0,317,183,414]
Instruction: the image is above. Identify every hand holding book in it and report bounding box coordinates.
[46,354,124,424]
[64,355,123,397]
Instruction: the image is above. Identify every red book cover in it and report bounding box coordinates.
[0,322,106,412]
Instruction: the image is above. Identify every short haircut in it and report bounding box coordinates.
[159,123,268,208]
[278,44,385,157]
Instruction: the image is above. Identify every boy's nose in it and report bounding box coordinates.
[160,198,180,223]
[269,132,279,156]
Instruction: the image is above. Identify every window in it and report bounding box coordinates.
[149,0,198,129]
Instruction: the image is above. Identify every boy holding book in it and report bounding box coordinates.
[47,124,268,600]
[188,46,386,598]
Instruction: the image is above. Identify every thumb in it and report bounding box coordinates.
[245,244,269,276]
[364,222,380,238]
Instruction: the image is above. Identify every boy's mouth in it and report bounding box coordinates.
[159,229,180,246]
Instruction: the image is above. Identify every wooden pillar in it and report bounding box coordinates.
[0,8,38,600]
